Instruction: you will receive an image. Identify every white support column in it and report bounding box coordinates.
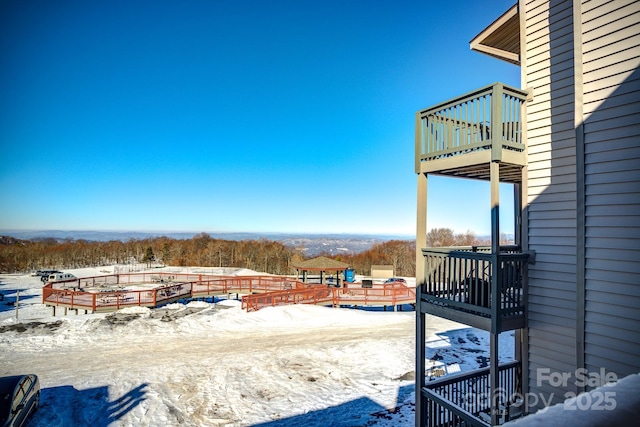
[415,171,428,427]
[416,173,428,284]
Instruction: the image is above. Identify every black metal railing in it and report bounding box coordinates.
[420,246,529,324]
[423,361,522,426]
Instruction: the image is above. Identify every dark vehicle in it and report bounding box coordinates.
[36,271,61,282]
[0,375,40,427]
[32,270,59,277]
[384,277,407,284]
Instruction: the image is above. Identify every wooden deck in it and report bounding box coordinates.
[42,272,416,313]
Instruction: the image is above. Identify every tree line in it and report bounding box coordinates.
[0,233,294,275]
[0,228,495,276]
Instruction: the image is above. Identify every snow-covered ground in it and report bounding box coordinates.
[0,267,514,426]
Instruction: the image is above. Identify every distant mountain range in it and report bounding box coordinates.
[0,230,415,257]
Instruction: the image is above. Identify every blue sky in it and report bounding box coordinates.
[0,0,519,237]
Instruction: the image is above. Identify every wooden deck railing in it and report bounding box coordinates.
[42,272,298,312]
[415,82,529,172]
[422,361,522,426]
[42,281,193,312]
[42,272,416,313]
[241,285,332,312]
[420,246,530,331]
[334,283,416,306]
[242,282,416,312]
[191,276,298,296]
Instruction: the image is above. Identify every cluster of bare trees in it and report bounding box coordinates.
[333,240,416,278]
[0,234,293,275]
[426,228,487,247]
[334,229,501,277]
[425,228,512,247]
[0,228,496,277]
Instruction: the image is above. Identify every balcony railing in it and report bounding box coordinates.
[422,361,522,426]
[420,246,530,332]
[415,82,529,174]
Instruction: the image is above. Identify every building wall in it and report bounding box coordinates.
[371,265,394,279]
[523,0,579,404]
[580,0,640,379]
[524,0,640,407]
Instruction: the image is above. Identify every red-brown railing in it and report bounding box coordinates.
[241,285,331,312]
[42,280,193,312]
[334,282,416,307]
[241,282,416,312]
[42,272,296,312]
[192,275,298,296]
[42,272,416,313]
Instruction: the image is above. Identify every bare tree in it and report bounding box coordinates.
[455,230,479,246]
[427,228,456,247]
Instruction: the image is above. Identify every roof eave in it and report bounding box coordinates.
[469,3,520,66]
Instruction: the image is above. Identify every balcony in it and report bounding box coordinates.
[422,360,523,426]
[419,246,531,333]
[415,82,531,426]
[415,82,529,182]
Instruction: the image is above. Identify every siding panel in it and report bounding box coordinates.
[525,0,579,404]
[581,0,640,380]
[523,0,640,406]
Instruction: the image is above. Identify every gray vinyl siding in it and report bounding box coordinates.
[524,0,578,405]
[581,0,640,380]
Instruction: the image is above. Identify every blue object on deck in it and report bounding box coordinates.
[344,268,355,283]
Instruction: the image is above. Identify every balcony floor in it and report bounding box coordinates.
[419,297,525,332]
[418,148,525,183]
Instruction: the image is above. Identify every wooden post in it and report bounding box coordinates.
[491,83,504,162]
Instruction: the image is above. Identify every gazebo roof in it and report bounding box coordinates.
[292,256,350,271]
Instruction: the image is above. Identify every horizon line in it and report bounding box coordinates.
[0,228,418,238]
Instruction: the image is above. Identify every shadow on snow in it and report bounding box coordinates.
[252,384,414,427]
[0,288,38,314]
[29,383,148,427]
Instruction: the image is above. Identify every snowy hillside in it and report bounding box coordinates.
[0,267,514,426]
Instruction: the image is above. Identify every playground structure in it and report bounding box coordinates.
[42,272,416,314]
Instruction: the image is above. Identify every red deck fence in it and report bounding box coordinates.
[42,272,416,313]
[241,282,417,312]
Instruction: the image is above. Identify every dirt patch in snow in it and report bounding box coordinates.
[149,306,207,322]
[0,320,64,334]
[395,371,415,382]
[100,312,145,326]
